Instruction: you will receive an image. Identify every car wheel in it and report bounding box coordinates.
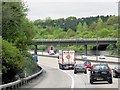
[90,77,93,84]
[59,64,61,69]
[108,78,113,84]
[90,79,93,84]
[114,73,117,78]
[113,72,117,78]
[74,70,77,74]
[84,70,87,74]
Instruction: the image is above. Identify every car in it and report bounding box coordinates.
[74,64,87,74]
[99,55,106,59]
[84,61,91,68]
[112,66,120,78]
[49,50,55,55]
[89,63,112,84]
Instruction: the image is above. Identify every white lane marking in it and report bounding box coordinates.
[38,62,74,88]
[59,70,74,88]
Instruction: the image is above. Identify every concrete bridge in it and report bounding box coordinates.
[33,38,117,45]
[32,38,118,55]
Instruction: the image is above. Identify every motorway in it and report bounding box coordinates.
[29,51,119,63]
[23,53,119,89]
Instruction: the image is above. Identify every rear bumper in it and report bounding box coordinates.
[75,68,86,72]
[91,74,112,81]
[115,72,120,76]
[62,64,74,69]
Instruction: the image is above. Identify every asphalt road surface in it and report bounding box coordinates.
[22,56,119,89]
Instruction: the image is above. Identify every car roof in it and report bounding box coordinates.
[93,63,108,66]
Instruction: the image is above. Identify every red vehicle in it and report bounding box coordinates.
[47,46,56,54]
[112,66,120,78]
[84,61,91,68]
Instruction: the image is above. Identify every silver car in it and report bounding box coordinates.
[74,64,87,74]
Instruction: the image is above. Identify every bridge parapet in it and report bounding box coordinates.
[32,38,118,45]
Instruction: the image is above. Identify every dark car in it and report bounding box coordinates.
[74,64,87,74]
[89,63,112,84]
[84,61,91,68]
[112,66,120,78]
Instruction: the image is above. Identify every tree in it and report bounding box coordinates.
[2,2,38,84]
[77,22,83,34]
[96,17,103,31]
[82,22,88,32]
[2,39,25,83]
[2,2,35,50]
[107,16,119,25]
[67,28,76,38]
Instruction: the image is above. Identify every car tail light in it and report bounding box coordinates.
[107,66,111,74]
[92,69,95,74]
[115,70,119,72]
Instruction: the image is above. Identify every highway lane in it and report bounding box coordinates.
[20,56,72,89]
[28,51,119,63]
[32,65,72,88]
[31,56,119,88]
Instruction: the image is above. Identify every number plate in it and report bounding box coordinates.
[101,72,107,74]
[97,77,103,80]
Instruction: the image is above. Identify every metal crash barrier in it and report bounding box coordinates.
[0,66,43,90]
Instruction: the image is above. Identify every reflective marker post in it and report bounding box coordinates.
[34,54,38,62]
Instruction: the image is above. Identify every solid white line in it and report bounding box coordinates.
[59,70,74,88]
[39,62,75,88]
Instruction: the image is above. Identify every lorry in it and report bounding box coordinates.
[58,50,76,70]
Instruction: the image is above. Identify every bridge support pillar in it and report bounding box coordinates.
[35,45,37,55]
[85,45,87,56]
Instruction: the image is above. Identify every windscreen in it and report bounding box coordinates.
[94,65,108,71]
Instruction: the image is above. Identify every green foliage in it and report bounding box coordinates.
[33,15,118,55]
[2,39,25,83]
[67,28,76,38]
[116,41,120,56]
[22,52,40,77]
[2,2,39,84]
[2,39,39,83]
[2,2,35,50]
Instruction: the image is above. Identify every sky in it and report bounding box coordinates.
[23,0,119,21]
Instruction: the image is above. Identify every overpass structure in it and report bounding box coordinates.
[33,38,117,45]
[32,38,118,55]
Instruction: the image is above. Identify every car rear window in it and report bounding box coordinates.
[94,65,108,70]
[76,64,84,67]
[116,66,120,70]
[84,61,91,64]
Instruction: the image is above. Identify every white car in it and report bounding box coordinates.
[49,50,55,55]
[99,55,106,59]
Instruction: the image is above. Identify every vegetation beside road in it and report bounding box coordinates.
[1,2,40,84]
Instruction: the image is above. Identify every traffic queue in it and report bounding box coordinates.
[57,50,120,84]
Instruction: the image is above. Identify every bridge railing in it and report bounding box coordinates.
[33,38,118,42]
